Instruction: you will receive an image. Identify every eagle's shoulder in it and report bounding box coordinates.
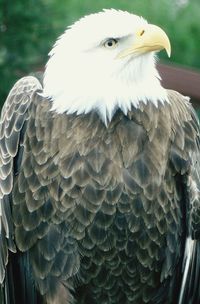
[166,89,200,170]
[167,89,195,121]
[0,76,43,193]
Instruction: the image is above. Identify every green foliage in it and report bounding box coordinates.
[0,0,200,106]
[0,0,57,103]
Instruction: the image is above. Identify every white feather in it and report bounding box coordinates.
[43,9,169,124]
[178,237,195,304]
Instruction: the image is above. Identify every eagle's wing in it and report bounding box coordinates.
[167,91,200,304]
[0,76,42,299]
[178,107,200,304]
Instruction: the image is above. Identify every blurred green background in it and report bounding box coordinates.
[0,0,200,105]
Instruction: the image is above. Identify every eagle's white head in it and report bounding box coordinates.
[43,9,171,124]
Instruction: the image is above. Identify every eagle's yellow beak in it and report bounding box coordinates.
[117,24,171,59]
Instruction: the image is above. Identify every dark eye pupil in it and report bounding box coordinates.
[108,41,113,46]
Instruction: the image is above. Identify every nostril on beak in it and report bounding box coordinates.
[140,30,145,36]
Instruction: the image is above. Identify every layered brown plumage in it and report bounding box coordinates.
[0,76,200,303]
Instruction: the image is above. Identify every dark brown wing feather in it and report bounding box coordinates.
[0,76,42,303]
[172,93,200,304]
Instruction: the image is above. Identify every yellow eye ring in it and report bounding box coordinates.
[104,38,118,49]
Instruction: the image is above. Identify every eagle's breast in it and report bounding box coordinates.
[12,95,188,302]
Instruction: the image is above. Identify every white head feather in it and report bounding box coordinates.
[43,9,169,124]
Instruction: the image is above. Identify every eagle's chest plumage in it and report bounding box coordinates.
[12,100,185,303]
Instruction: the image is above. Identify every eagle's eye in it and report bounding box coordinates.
[104,38,118,49]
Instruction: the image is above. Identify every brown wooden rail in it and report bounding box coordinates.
[158,63,200,107]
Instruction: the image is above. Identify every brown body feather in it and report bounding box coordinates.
[0,77,200,303]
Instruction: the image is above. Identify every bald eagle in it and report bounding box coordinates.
[0,9,200,304]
